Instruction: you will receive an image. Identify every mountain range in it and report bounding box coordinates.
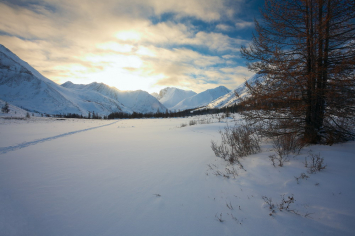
[0,44,167,115]
[0,44,251,116]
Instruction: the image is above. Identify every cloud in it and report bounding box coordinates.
[216,24,234,31]
[0,0,251,93]
[235,20,254,29]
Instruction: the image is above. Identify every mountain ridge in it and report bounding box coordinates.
[0,44,167,115]
[171,86,231,111]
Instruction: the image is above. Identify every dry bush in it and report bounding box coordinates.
[294,172,309,184]
[270,133,305,167]
[262,194,299,216]
[180,123,187,128]
[189,120,197,126]
[211,123,261,168]
[306,152,326,174]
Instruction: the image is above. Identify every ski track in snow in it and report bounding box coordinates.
[0,121,118,155]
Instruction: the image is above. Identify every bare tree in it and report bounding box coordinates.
[240,0,355,144]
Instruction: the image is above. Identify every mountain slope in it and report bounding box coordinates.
[171,86,230,111]
[62,82,167,114]
[0,45,85,114]
[155,87,196,109]
[202,74,262,109]
[0,99,34,117]
[0,44,166,115]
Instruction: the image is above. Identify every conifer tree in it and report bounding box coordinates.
[1,102,9,113]
[240,0,355,144]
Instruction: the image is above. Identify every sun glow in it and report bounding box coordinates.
[97,42,133,53]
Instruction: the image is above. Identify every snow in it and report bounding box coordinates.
[201,74,262,109]
[155,87,196,109]
[0,114,354,236]
[0,44,166,116]
[0,99,34,118]
[171,86,230,111]
[61,81,167,114]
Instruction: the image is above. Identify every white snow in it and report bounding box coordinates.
[0,44,166,116]
[0,115,354,236]
[0,99,35,118]
[61,81,167,114]
[171,86,230,111]
[155,87,197,109]
[201,74,262,109]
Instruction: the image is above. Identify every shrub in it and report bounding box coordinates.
[180,123,187,128]
[189,120,197,126]
[306,152,326,174]
[211,123,261,168]
[270,133,305,167]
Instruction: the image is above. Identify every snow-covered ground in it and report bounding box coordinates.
[0,115,354,236]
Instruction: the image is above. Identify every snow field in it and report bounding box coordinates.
[0,115,354,236]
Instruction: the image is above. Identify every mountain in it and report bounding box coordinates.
[154,87,196,109]
[0,44,166,115]
[150,92,159,99]
[61,81,167,114]
[201,74,262,109]
[170,86,230,111]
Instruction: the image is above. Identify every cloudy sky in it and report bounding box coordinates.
[0,0,263,93]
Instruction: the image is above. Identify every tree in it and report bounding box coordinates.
[1,102,9,113]
[240,0,355,144]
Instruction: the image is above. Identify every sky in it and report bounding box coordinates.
[0,0,263,93]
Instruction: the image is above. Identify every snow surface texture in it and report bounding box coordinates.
[171,86,230,111]
[0,115,354,236]
[0,44,166,116]
[201,74,262,109]
[155,87,196,109]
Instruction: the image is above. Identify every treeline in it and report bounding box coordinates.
[54,111,104,119]
[50,104,243,120]
[107,104,242,119]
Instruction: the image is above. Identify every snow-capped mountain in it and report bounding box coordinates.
[150,92,159,99]
[170,86,230,111]
[154,87,196,109]
[201,74,262,109]
[0,44,166,115]
[62,81,167,114]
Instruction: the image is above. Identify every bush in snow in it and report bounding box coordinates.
[211,123,261,168]
[189,120,197,126]
[269,132,305,167]
[180,123,187,128]
[305,152,326,174]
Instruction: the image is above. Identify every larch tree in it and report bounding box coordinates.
[240,0,355,144]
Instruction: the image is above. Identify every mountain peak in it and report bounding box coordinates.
[156,87,197,109]
[171,86,230,111]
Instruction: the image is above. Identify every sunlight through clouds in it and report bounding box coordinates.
[115,31,142,41]
[0,0,256,93]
